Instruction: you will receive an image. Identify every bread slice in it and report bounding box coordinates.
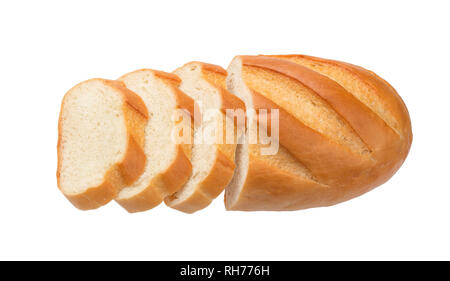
[57,78,148,210]
[164,62,245,213]
[115,69,195,213]
[224,55,412,211]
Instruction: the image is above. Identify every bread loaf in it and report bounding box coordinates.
[165,62,245,213]
[57,79,148,210]
[57,54,412,212]
[114,69,195,213]
[225,55,412,211]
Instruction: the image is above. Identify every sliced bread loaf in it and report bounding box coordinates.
[115,69,195,213]
[57,78,148,210]
[164,62,245,213]
[224,55,412,211]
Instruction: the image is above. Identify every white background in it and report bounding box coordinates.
[0,0,448,260]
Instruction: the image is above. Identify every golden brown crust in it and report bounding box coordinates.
[242,56,399,151]
[169,193,212,214]
[196,150,236,199]
[153,70,182,86]
[269,54,412,143]
[116,145,192,213]
[57,79,148,210]
[226,153,332,211]
[117,134,146,185]
[173,87,197,124]
[114,182,163,213]
[267,55,413,184]
[104,80,149,119]
[225,55,412,211]
[165,150,235,213]
[334,60,412,145]
[248,84,375,188]
[199,61,228,75]
[64,163,124,210]
[153,145,193,196]
[118,98,148,185]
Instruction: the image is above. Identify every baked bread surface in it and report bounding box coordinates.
[225,55,412,211]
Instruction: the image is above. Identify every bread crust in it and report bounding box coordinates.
[266,55,412,186]
[250,87,374,188]
[57,79,148,210]
[225,55,412,211]
[227,151,333,211]
[268,55,412,149]
[165,62,245,213]
[271,54,412,139]
[114,70,194,213]
[166,150,235,213]
[116,145,191,212]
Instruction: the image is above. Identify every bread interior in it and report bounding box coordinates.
[166,63,220,205]
[224,58,252,208]
[116,71,177,199]
[59,79,127,194]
